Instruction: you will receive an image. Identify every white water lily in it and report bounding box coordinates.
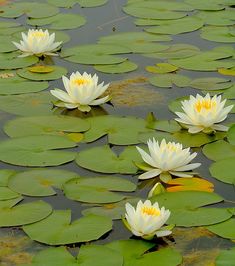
[175,93,234,134]
[123,200,173,239]
[12,29,62,57]
[136,138,201,180]
[50,71,111,112]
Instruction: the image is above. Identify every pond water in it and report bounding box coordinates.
[0,0,234,265]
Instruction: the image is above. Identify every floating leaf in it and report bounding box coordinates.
[0,91,55,116]
[0,135,76,167]
[76,145,141,174]
[22,245,123,266]
[146,63,178,74]
[27,13,86,30]
[149,74,191,88]
[28,65,55,73]
[84,115,153,145]
[17,66,67,81]
[201,26,235,43]
[227,124,235,144]
[82,197,141,220]
[23,210,112,245]
[0,2,59,18]
[148,119,181,133]
[0,35,17,52]
[0,198,52,227]
[4,115,90,138]
[210,157,235,184]
[0,187,20,200]
[203,140,235,161]
[0,20,20,28]
[8,169,78,197]
[94,61,138,74]
[223,84,235,99]
[0,169,16,186]
[77,0,108,8]
[143,44,200,59]
[64,176,136,203]
[166,177,214,192]
[185,0,226,11]
[207,218,235,240]
[218,67,235,76]
[106,240,182,266]
[169,51,234,71]
[215,247,235,266]
[0,55,38,70]
[47,0,78,8]
[189,77,232,90]
[145,16,203,35]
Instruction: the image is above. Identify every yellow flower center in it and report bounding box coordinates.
[29,31,47,39]
[161,143,179,153]
[72,78,91,86]
[194,99,216,113]
[142,206,161,216]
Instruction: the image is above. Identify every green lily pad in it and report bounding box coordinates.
[0,21,20,28]
[185,0,226,11]
[201,26,235,43]
[0,35,18,53]
[0,2,59,18]
[0,135,76,167]
[0,187,20,200]
[77,0,108,7]
[143,44,200,59]
[227,124,235,145]
[203,140,235,161]
[82,197,141,220]
[189,77,232,90]
[209,157,235,184]
[47,0,78,8]
[0,198,52,227]
[4,115,90,138]
[21,244,123,266]
[0,55,38,70]
[84,115,153,145]
[145,16,203,35]
[8,169,78,197]
[106,240,182,266]
[207,218,235,239]
[216,247,235,266]
[17,66,67,81]
[223,84,235,99]
[146,63,178,74]
[94,61,138,74]
[27,13,86,30]
[76,145,141,174]
[169,51,234,71]
[151,191,224,210]
[138,131,176,144]
[0,26,26,36]
[0,169,17,186]
[23,210,112,245]
[149,74,191,88]
[149,119,181,133]
[196,10,235,26]
[0,91,56,116]
[64,176,136,203]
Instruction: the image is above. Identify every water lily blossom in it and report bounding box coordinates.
[12,29,62,57]
[50,71,111,112]
[175,94,234,134]
[123,200,173,240]
[136,138,201,181]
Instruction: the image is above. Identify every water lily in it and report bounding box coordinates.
[174,93,234,134]
[50,71,111,112]
[12,29,62,57]
[123,200,173,240]
[148,182,166,198]
[136,138,201,181]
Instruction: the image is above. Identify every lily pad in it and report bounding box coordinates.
[0,187,20,200]
[17,66,67,81]
[82,197,141,220]
[201,26,235,43]
[209,157,235,184]
[215,247,235,266]
[84,115,153,145]
[185,0,226,11]
[76,145,141,174]
[145,16,203,35]
[47,0,78,8]
[27,13,86,30]
[146,63,178,74]
[0,55,38,70]
[149,74,191,88]
[8,169,78,197]
[203,140,235,161]
[0,2,59,18]
[0,35,18,53]
[223,84,235,99]
[28,65,55,73]
[227,124,235,145]
[0,135,76,167]
[21,245,123,266]
[23,210,112,245]
[77,0,108,7]
[94,61,138,74]
[0,198,52,227]
[0,91,56,116]
[0,169,16,186]
[207,218,235,240]
[189,77,232,90]
[4,115,90,138]
[63,176,136,203]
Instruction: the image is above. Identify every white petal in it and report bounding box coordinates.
[138,169,162,180]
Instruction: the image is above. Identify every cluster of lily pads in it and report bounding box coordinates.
[0,0,234,265]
